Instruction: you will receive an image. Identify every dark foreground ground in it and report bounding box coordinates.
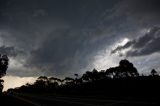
[0,94,35,106]
[0,93,158,106]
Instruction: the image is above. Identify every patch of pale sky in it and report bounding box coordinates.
[2,76,37,91]
[91,38,130,71]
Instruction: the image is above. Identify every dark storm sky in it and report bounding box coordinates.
[0,0,160,77]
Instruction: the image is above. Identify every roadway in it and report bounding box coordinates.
[6,93,158,106]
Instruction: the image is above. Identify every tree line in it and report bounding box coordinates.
[7,59,160,97]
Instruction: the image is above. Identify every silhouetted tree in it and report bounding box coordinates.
[0,54,9,77]
[48,77,60,90]
[106,59,139,78]
[74,74,78,78]
[34,76,49,91]
[82,69,101,82]
[0,79,4,93]
[82,71,92,82]
[38,76,48,81]
[64,77,74,85]
[106,67,116,78]
[73,74,83,84]
[49,77,58,83]
[74,74,79,84]
[150,69,158,76]
[0,54,9,93]
[98,70,106,79]
[92,68,99,80]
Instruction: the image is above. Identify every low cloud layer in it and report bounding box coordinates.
[0,45,24,57]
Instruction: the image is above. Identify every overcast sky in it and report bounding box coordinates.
[0,0,160,87]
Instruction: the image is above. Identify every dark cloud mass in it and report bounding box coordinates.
[0,0,160,77]
[112,26,160,56]
[0,46,18,57]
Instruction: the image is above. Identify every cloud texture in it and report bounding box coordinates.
[0,0,160,78]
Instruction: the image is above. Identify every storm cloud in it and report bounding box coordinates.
[0,0,160,77]
[111,26,160,57]
[0,46,18,57]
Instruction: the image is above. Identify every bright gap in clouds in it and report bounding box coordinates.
[119,38,130,46]
[113,38,130,56]
[2,76,37,91]
[92,38,130,71]
[111,38,130,52]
